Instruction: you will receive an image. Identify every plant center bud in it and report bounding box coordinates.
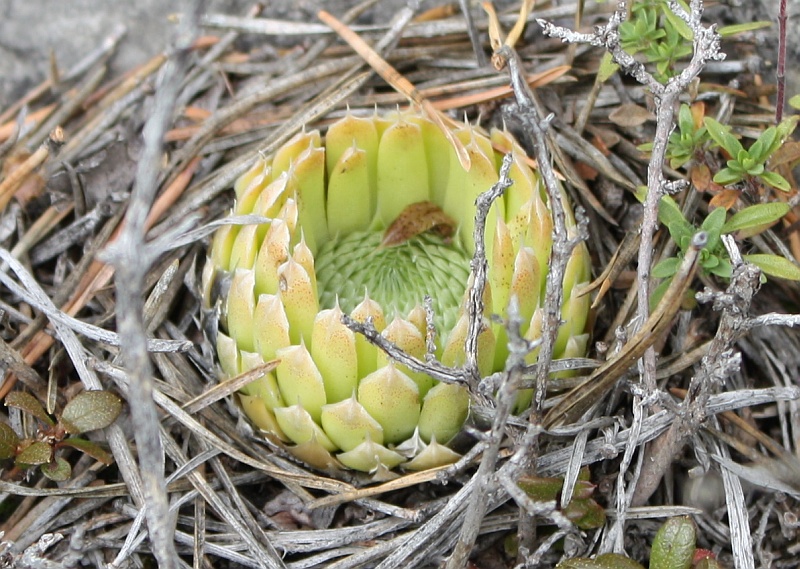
[315,229,471,332]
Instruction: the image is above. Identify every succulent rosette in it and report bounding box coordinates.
[203,109,591,474]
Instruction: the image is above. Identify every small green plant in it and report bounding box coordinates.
[1,390,122,481]
[616,1,772,83]
[666,103,708,169]
[556,516,721,569]
[619,0,693,82]
[517,467,606,530]
[703,116,797,192]
[652,196,800,306]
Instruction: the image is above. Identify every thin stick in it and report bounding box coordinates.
[102,8,204,566]
[776,0,787,123]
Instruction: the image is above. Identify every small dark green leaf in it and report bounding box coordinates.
[517,475,563,501]
[653,257,682,279]
[5,391,54,426]
[759,171,792,192]
[650,516,696,569]
[744,254,800,281]
[564,498,606,529]
[41,457,72,482]
[16,441,52,466]
[594,553,646,569]
[59,437,114,465]
[556,559,604,569]
[572,480,596,500]
[60,390,122,435]
[721,202,789,235]
[0,422,20,460]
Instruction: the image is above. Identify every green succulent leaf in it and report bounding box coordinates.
[759,170,792,192]
[41,457,72,482]
[5,391,54,426]
[59,437,115,465]
[650,516,696,569]
[721,202,790,235]
[60,390,122,435]
[0,422,20,460]
[16,441,52,467]
[744,254,800,281]
[704,118,744,157]
[789,94,800,110]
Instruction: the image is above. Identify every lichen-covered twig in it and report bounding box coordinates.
[101,5,204,567]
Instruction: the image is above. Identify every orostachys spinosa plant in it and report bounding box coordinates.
[203,109,591,475]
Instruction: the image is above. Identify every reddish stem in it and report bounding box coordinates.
[776,0,787,123]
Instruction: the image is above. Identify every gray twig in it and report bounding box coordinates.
[101,5,205,567]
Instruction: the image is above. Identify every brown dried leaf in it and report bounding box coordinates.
[381,201,456,247]
[690,163,712,192]
[709,189,739,209]
[608,103,655,127]
[770,140,800,169]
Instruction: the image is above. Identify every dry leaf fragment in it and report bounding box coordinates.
[608,103,655,127]
[381,201,456,247]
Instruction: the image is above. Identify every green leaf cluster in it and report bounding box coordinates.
[653,196,800,306]
[2,390,122,482]
[666,104,707,169]
[704,116,797,192]
[619,0,693,82]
